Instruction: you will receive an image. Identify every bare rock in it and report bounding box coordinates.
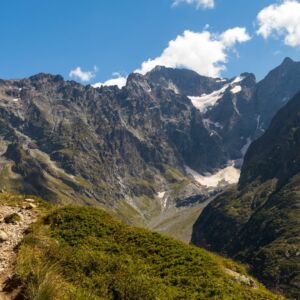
[26,203,37,209]
[0,230,8,242]
[24,198,35,203]
[4,213,22,224]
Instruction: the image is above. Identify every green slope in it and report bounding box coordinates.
[14,203,283,300]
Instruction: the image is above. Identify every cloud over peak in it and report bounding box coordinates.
[69,66,97,82]
[93,73,127,89]
[257,0,300,47]
[136,27,251,77]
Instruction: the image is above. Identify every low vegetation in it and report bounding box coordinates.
[4,212,22,224]
[15,204,283,299]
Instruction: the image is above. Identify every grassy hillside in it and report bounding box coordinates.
[13,202,284,300]
[192,179,300,296]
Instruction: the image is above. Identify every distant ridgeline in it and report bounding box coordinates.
[0,57,300,229]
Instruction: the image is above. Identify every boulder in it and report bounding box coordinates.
[26,203,37,209]
[0,230,8,242]
[25,198,35,203]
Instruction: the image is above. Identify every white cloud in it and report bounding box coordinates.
[136,27,251,77]
[93,73,127,89]
[220,27,250,47]
[172,0,215,9]
[69,66,97,82]
[257,0,300,47]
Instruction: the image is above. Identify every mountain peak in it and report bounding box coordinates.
[240,72,256,80]
[277,57,297,70]
[29,73,64,83]
[150,65,169,73]
[282,57,294,65]
[126,72,150,89]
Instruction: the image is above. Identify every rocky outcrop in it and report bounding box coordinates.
[0,198,38,299]
[145,66,224,96]
[255,57,300,130]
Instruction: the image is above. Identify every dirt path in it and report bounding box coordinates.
[0,201,37,300]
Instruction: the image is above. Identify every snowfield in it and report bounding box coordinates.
[230,85,242,94]
[185,164,240,188]
[188,76,245,112]
[188,84,229,113]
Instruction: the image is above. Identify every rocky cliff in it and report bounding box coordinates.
[1,58,300,231]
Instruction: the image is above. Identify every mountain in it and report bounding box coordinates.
[146,66,258,161]
[0,58,300,236]
[195,73,257,161]
[255,57,300,131]
[152,58,300,160]
[191,91,300,299]
[4,194,282,300]
[145,65,225,96]
[0,71,227,228]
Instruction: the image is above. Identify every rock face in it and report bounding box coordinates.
[147,58,300,164]
[199,73,257,161]
[145,66,224,96]
[255,57,300,130]
[0,71,227,226]
[0,230,8,242]
[191,92,300,299]
[0,57,300,228]
[0,200,37,298]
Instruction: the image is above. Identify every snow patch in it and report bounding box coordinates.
[162,198,168,210]
[157,191,168,210]
[256,115,260,127]
[231,76,245,84]
[241,137,252,156]
[230,76,244,94]
[157,191,166,199]
[185,163,240,188]
[203,118,223,129]
[231,97,240,115]
[256,115,264,132]
[282,96,289,102]
[202,119,221,138]
[216,78,227,83]
[187,75,245,113]
[230,85,242,94]
[188,84,229,113]
[167,81,179,94]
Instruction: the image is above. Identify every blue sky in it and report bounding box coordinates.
[0,0,300,84]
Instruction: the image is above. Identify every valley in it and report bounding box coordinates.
[1,58,300,231]
[0,58,299,299]
[2,1,300,299]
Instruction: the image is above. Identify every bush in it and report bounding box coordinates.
[4,213,21,224]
